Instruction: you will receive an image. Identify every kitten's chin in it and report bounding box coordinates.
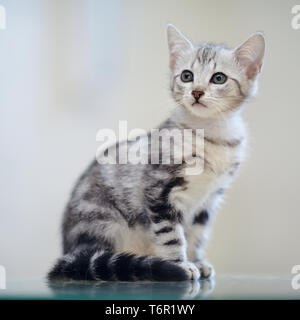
[182,102,217,119]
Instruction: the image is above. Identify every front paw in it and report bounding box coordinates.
[194,261,215,279]
[178,262,200,281]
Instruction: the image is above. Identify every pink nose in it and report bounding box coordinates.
[191,90,204,100]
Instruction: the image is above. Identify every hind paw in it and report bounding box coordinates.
[194,261,215,279]
[178,262,200,281]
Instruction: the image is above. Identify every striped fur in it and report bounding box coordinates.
[48,249,189,281]
[48,25,264,282]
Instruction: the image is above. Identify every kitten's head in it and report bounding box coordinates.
[167,24,265,118]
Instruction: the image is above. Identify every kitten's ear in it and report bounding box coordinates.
[234,33,265,79]
[167,24,193,70]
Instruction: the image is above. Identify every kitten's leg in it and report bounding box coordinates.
[186,191,223,279]
[185,216,215,279]
[185,188,224,279]
[150,217,200,281]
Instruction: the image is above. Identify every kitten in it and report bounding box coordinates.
[48,25,265,281]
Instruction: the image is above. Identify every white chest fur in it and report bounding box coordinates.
[169,113,247,223]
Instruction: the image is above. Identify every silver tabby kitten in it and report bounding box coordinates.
[48,25,265,281]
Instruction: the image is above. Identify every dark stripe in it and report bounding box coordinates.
[114,253,136,281]
[164,239,181,246]
[230,77,245,97]
[151,208,181,224]
[148,176,185,224]
[151,209,182,223]
[151,212,172,224]
[193,210,209,225]
[92,251,114,280]
[204,136,242,148]
[132,212,151,227]
[155,226,173,235]
[204,158,216,174]
[204,136,219,146]
[196,238,203,249]
[171,74,180,91]
[169,258,183,263]
[202,47,210,63]
[227,140,242,147]
[228,162,240,175]
[75,233,100,248]
[216,188,225,195]
[191,48,201,68]
[64,231,113,254]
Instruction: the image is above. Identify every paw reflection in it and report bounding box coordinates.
[47,278,215,300]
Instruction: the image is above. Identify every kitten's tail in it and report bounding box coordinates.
[48,249,189,281]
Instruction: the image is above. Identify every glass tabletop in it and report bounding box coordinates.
[0,275,299,300]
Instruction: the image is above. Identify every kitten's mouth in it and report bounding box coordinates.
[192,101,207,108]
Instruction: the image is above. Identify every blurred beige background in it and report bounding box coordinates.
[0,0,299,279]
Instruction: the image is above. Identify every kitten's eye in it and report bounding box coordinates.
[210,72,227,84]
[181,70,193,83]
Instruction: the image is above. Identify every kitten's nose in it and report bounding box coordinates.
[191,90,204,101]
